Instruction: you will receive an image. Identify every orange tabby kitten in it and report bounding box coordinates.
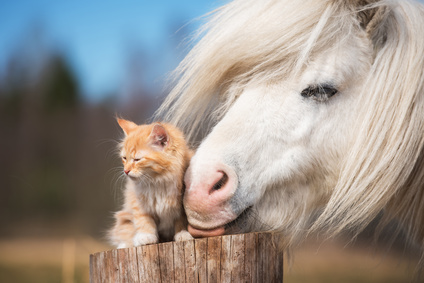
[109,119,193,248]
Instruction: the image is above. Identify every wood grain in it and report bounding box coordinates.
[183,240,196,282]
[230,234,245,281]
[219,234,232,283]
[90,232,283,282]
[206,236,221,283]
[194,238,207,283]
[173,240,186,283]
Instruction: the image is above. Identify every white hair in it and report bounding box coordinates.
[158,0,359,137]
[156,0,424,267]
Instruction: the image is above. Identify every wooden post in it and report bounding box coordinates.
[90,232,283,282]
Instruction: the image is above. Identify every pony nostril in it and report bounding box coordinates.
[211,172,228,192]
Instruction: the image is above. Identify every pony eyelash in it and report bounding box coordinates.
[300,84,338,102]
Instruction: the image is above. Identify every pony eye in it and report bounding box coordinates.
[301,84,338,102]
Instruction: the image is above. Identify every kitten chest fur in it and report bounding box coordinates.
[125,176,182,238]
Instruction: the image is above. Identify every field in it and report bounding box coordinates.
[284,239,418,283]
[0,236,418,282]
[0,237,109,283]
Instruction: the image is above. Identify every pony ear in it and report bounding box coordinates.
[354,1,387,34]
[117,118,137,136]
[149,123,169,150]
[352,1,389,50]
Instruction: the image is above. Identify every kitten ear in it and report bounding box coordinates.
[117,118,137,136]
[149,123,169,150]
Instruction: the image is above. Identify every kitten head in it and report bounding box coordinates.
[117,118,190,180]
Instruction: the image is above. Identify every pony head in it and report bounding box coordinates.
[158,0,424,250]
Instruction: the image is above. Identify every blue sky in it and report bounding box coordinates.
[2,0,423,102]
[0,0,226,101]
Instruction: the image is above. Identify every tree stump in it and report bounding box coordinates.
[90,232,283,282]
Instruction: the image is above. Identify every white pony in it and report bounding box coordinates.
[158,0,424,266]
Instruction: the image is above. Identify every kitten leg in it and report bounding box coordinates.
[126,188,159,246]
[174,216,193,242]
[132,214,159,246]
[109,210,135,248]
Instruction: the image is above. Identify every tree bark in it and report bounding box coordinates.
[90,232,283,282]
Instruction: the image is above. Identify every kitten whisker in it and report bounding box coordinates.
[96,139,121,161]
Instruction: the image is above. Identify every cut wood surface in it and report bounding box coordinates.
[90,232,283,283]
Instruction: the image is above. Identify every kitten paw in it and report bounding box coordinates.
[117,243,128,249]
[174,230,194,242]
[133,232,158,246]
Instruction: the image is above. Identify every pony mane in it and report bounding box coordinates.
[314,0,424,248]
[157,0,424,262]
[156,0,362,139]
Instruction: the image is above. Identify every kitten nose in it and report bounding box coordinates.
[124,169,130,175]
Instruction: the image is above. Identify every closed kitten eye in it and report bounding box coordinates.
[134,158,141,162]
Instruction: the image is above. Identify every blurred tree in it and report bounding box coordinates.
[0,21,169,238]
[0,26,85,235]
[43,53,79,112]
